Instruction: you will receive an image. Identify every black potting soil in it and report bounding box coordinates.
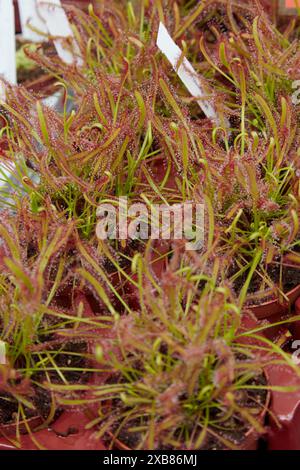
[233,261,300,304]
[0,340,89,430]
[0,386,53,427]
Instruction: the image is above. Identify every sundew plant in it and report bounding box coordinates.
[50,254,300,450]
[0,0,300,450]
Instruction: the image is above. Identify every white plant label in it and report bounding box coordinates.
[0,0,16,101]
[156,22,224,127]
[37,0,83,65]
[18,0,46,42]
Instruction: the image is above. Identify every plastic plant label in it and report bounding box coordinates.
[279,0,299,14]
[18,0,47,42]
[0,0,16,101]
[0,340,6,365]
[37,0,83,65]
[156,22,226,127]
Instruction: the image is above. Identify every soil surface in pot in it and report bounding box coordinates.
[0,340,90,433]
[0,387,52,428]
[29,339,91,395]
[233,262,300,306]
[202,374,268,450]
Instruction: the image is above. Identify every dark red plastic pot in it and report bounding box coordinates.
[285,298,300,342]
[0,407,106,450]
[0,365,107,450]
[248,283,300,320]
[243,255,300,320]
[0,293,109,450]
[268,404,300,450]
[266,363,300,450]
[0,415,44,438]
[295,296,300,316]
[238,314,300,450]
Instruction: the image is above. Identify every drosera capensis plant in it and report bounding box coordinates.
[185,1,300,309]
[198,139,300,309]
[0,2,213,244]
[0,0,299,324]
[0,202,118,448]
[132,0,300,309]
[69,254,300,451]
[0,0,300,450]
